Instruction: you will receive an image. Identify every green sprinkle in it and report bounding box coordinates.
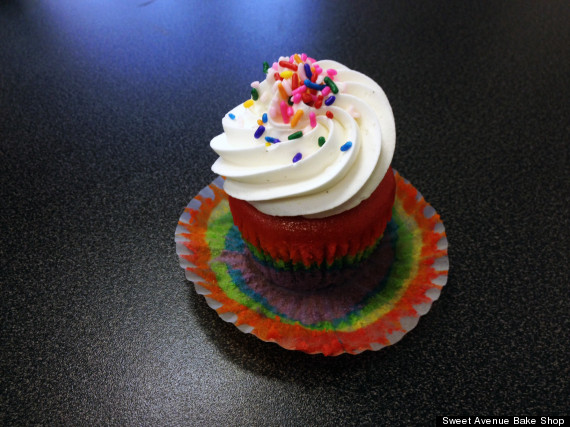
[324,76,338,94]
[288,131,303,140]
[263,61,270,74]
[318,136,326,147]
[251,88,259,101]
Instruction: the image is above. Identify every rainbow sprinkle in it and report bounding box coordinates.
[304,79,326,91]
[246,54,343,145]
[288,131,303,140]
[279,60,298,71]
[254,126,265,139]
[251,88,259,101]
[280,101,289,124]
[290,110,304,128]
[304,63,312,79]
[324,76,338,94]
[278,83,288,99]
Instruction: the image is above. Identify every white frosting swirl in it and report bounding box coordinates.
[210,57,395,218]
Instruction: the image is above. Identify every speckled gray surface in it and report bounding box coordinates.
[1,0,569,425]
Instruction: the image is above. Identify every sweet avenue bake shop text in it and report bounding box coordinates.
[436,416,567,426]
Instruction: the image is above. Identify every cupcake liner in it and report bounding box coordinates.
[175,171,449,356]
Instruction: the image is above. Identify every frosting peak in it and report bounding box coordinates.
[210,54,396,218]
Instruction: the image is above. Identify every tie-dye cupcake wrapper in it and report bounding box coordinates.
[175,171,449,356]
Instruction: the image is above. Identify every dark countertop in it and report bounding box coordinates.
[1,1,568,425]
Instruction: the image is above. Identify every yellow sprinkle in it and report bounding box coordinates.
[280,70,293,79]
[294,54,302,63]
[290,109,304,128]
[265,142,271,147]
[257,119,264,126]
[243,99,254,108]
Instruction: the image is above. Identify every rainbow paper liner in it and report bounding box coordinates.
[175,171,449,356]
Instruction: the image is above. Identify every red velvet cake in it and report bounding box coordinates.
[229,167,396,271]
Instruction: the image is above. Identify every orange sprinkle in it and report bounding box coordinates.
[257,119,264,126]
[294,54,303,63]
[290,109,304,128]
[278,83,288,99]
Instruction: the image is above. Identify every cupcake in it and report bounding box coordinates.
[210,54,396,290]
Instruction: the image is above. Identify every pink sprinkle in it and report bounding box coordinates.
[309,111,316,128]
[301,53,308,61]
[287,106,294,117]
[269,106,278,118]
[250,81,260,88]
[322,86,331,96]
[314,65,322,75]
[293,93,302,104]
[327,69,337,77]
[292,85,307,96]
[280,101,290,123]
[307,56,316,63]
[272,62,279,71]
